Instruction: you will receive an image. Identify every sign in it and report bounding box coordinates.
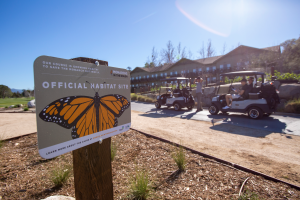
[34,56,131,159]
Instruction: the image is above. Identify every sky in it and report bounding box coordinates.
[0,0,299,90]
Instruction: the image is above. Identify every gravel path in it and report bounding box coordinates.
[131,110,300,187]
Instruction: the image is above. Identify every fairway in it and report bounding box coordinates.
[0,97,34,107]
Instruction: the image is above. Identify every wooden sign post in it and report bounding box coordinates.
[71,57,113,200]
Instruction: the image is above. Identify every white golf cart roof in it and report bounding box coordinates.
[220,71,265,77]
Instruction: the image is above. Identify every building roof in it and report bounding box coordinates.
[194,55,224,65]
[261,45,281,53]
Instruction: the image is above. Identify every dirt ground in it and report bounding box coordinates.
[131,110,300,187]
[1,131,300,199]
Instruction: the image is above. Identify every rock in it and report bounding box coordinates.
[27,99,35,108]
[278,84,300,100]
[9,105,14,108]
[42,195,75,200]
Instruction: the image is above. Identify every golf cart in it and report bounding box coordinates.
[208,71,280,119]
[155,77,195,111]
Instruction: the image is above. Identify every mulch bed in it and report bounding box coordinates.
[1,130,299,199]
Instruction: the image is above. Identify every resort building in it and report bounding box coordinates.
[130,45,280,88]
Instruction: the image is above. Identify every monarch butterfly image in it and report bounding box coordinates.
[39,87,130,139]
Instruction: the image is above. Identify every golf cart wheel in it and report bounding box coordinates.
[155,101,161,108]
[248,107,263,120]
[209,105,219,115]
[174,103,181,111]
[187,106,193,110]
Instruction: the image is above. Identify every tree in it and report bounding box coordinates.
[0,85,12,98]
[126,66,132,72]
[221,42,227,55]
[188,50,193,59]
[160,40,176,64]
[176,42,187,61]
[198,42,205,59]
[206,39,215,57]
[151,47,158,66]
[280,36,300,72]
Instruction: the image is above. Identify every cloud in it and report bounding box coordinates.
[133,12,156,24]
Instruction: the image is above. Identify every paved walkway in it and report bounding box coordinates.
[131,102,300,136]
[0,113,37,140]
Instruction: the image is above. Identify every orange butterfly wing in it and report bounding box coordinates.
[39,96,94,129]
[72,94,130,138]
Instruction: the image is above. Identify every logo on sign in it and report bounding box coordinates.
[110,70,128,78]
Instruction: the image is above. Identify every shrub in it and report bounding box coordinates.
[137,96,146,102]
[130,169,150,200]
[171,144,186,171]
[13,105,18,108]
[51,165,71,187]
[131,93,138,101]
[145,98,153,103]
[4,106,8,109]
[23,107,29,111]
[111,142,117,161]
[284,98,300,114]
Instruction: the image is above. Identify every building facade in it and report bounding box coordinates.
[130,45,280,88]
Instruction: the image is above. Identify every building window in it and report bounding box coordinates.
[155,74,158,78]
[220,65,223,69]
[143,76,146,79]
[152,83,154,86]
[198,68,202,71]
[213,66,216,71]
[161,73,163,77]
[170,72,173,76]
[165,73,167,77]
[213,77,216,82]
[175,71,178,75]
[206,67,210,72]
[151,74,154,78]
[245,61,249,65]
[227,64,231,68]
[139,76,141,80]
[193,69,196,73]
[181,70,185,74]
[207,77,210,83]
[187,70,189,73]
[147,75,149,79]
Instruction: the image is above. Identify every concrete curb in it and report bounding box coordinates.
[130,127,300,191]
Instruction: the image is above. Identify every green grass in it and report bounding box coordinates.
[111,141,117,161]
[51,165,71,187]
[0,97,34,108]
[238,189,261,200]
[130,169,151,200]
[171,144,186,171]
[23,107,29,111]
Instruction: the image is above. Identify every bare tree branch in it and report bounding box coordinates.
[206,39,215,57]
[221,42,227,55]
[151,46,158,66]
[188,50,193,59]
[198,42,205,59]
[181,47,187,59]
[161,40,176,64]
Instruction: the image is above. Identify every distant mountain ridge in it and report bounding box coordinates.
[11,88,24,93]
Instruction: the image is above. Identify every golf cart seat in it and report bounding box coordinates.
[172,88,181,97]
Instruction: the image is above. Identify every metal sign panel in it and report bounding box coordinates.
[34,56,131,159]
